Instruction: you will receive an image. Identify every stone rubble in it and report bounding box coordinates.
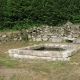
[0,22,80,43]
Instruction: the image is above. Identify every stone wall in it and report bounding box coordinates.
[0,22,80,43]
[0,32,22,42]
[27,22,80,42]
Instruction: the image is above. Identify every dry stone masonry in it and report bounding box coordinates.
[0,22,80,43]
[25,22,80,43]
[0,32,22,42]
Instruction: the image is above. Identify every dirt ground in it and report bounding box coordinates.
[0,41,80,80]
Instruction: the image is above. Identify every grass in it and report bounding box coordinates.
[0,41,80,80]
[0,29,18,32]
[0,60,18,67]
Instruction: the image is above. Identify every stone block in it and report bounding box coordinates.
[73,38,80,43]
[2,34,7,38]
[36,38,42,41]
[49,37,62,42]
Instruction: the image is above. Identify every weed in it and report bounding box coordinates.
[21,32,29,42]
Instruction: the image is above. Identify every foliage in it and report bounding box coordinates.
[65,39,73,43]
[0,0,80,30]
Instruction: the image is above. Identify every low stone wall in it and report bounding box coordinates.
[25,22,80,42]
[0,32,22,42]
[0,22,80,43]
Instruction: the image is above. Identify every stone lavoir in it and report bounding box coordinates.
[8,43,80,61]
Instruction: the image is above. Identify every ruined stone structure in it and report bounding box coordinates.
[27,22,80,43]
[0,22,80,43]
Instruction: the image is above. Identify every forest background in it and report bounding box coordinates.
[0,0,80,30]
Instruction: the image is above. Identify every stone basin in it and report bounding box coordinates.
[8,43,80,61]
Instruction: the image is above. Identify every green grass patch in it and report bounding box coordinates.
[0,76,4,80]
[0,59,19,68]
[0,29,18,32]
